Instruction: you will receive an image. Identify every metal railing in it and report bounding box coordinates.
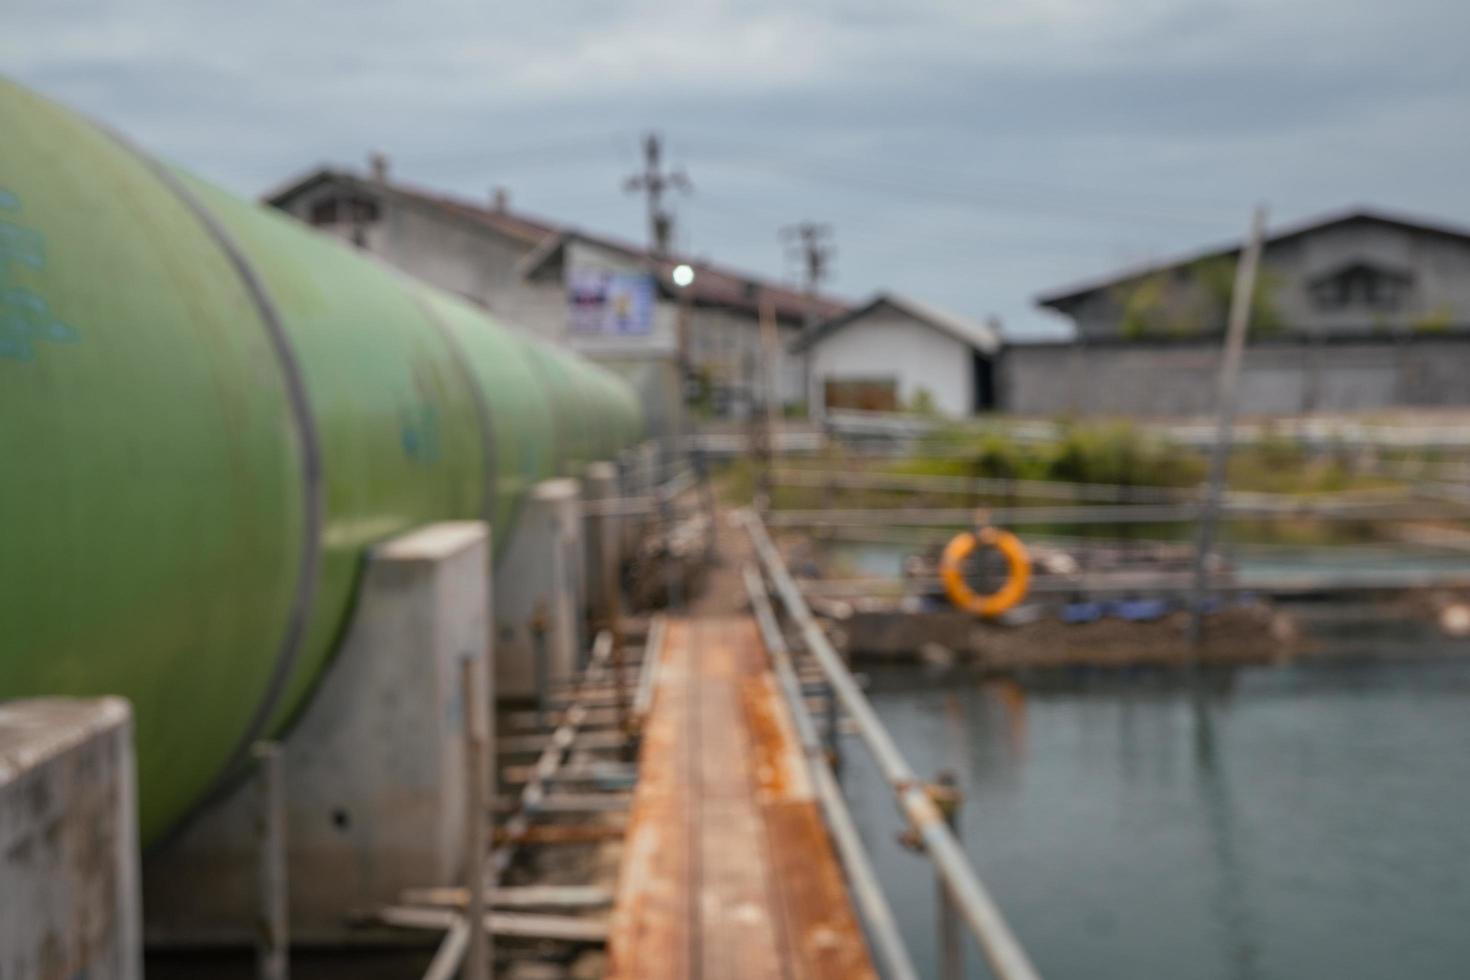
[765,497,1468,529]
[741,508,1044,980]
[743,565,920,980]
[493,630,614,878]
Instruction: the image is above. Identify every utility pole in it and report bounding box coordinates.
[782,223,834,420]
[781,222,835,333]
[626,135,701,529]
[754,289,779,512]
[1190,205,1269,649]
[623,132,691,256]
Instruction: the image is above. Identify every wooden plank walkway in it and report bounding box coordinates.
[607,616,877,980]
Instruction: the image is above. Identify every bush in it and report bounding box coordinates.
[1045,421,1201,487]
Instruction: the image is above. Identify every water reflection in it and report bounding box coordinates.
[844,659,1470,979]
[1190,683,1262,980]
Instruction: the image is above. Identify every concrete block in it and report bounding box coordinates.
[143,521,491,944]
[1,697,140,980]
[494,478,584,700]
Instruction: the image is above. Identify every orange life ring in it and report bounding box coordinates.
[939,527,1031,618]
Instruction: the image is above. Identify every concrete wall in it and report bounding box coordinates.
[1002,337,1470,417]
[1,698,140,980]
[143,522,491,944]
[1063,218,1470,340]
[688,304,805,414]
[494,479,584,700]
[808,310,975,417]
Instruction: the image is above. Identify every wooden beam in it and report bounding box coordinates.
[491,824,626,845]
[492,792,632,814]
[377,905,609,944]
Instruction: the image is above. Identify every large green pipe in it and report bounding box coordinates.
[0,78,643,843]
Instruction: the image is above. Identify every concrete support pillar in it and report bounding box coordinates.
[144,521,492,944]
[1,697,141,980]
[583,461,622,629]
[494,478,584,699]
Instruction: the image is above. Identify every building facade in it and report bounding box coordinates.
[1040,208,1470,341]
[264,165,845,432]
[796,294,1000,418]
[1014,208,1470,418]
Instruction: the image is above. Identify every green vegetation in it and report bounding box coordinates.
[906,386,939,417]
[902,420,1204,487]
[1412,305,1454,334]
[715,418,1403,511]
[1114,257,1283,340]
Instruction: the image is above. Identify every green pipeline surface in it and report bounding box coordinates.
[0,78,643,844]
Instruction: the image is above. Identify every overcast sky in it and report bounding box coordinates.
[7,0,1470,336]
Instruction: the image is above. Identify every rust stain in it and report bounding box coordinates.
[609,615,875,980]
[764,801,878,980]
[741,672,811,805]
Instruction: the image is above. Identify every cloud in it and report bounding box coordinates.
[5,0,1470,334]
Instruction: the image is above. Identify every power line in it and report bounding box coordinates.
[686,193,1160,260]
[683,132,1246,212]
[683,138,1242,228]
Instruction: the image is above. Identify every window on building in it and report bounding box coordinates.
[824,378,898,412]
[1309,262,1412,312]
[309,198,338,225]
[308,194,380,228]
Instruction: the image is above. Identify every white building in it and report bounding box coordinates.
[795,294,1001,419]
[262,163,846,434]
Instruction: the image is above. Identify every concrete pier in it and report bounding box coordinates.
[0,697,140,980]
[584,460,623,628]
[495,478,585,699]
[144,521,492,944]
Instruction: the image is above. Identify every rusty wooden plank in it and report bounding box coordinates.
[742,671,813,807]
[607,618,692,980]
[697,803,786,980]
[609,616,875,980]
[736,618,878,980]
[693,618,786,980]
[761,800,878,979]
[490,823,626,845]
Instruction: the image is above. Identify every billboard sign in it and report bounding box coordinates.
[567,269,655,336]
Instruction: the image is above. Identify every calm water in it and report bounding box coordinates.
[843,657,1470,979]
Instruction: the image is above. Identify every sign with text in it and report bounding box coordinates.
[567,269,655,336]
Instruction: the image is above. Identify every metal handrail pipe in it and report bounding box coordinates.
[770,467,1192,504]
[658,469,697,504]
[767,501,1463,528]
[741,510,1043,980]
[742,565,919,980]
[770,467,1419,509]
